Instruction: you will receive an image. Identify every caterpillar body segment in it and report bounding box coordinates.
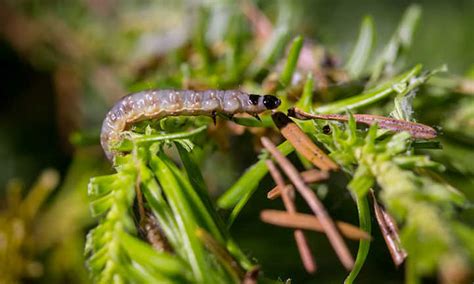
[101,89,281,161]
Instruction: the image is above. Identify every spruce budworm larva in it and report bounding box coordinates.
[101,89,281,161]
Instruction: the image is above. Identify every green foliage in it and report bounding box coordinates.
[295,73,315,111]
[217,141,294,210]
[279,36,304,87]
[247,2,294,79]
[86,157,140,283]
[345,16,375,78]
[344,196,371,284]
[0,151,104,283]
[315,64,423,114]
[370,4,422,82]
[3,1,467,283]
[0,170,59,283]
[83,3,473,283]
[86,129,255,283]
[0,0,472,283]
[313,113,472,282]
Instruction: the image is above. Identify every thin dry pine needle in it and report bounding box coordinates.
[288,107,437,140]
[261,137,354,270]
[260,210,372,241]
[267,169,329,200]
[265,159,317,273]
[370,190,407,266]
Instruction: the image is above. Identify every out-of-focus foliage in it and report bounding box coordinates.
[0,169,59,283]
[0,151,106,283]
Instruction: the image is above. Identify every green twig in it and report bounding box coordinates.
[316,64,422,114]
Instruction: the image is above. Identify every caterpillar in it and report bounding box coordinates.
[101,89,281,161]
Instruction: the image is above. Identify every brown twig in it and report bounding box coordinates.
[260,210,372,241]
[265,160,317,273]
[271,112,339,171]
[370,190,407,266]
[261,137,354,270]
[289,107,438,140]
[267,169,329,200]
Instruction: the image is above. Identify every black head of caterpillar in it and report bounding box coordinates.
[263,95,281,109]
[248,94,281,110]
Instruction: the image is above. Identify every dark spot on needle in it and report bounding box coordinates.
[322,125,331,134]
[271,112,293,129]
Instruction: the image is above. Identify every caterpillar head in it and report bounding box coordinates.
[263,95,281,110]
[248,94,281,110]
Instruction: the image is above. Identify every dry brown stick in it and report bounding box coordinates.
[267,184,295,200]
[288,107,437,140]
[265,160,298,213]
[267,169,329,200]
[261,137,354,270]
[271,112,339,171]
[370,190,407,266]
[260,210,372,241]
[265,160,317,273]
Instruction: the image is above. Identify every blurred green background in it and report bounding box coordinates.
[0,0,472,283]
[1,0,473,187]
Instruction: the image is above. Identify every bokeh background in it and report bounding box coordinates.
[0,0,472,283]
